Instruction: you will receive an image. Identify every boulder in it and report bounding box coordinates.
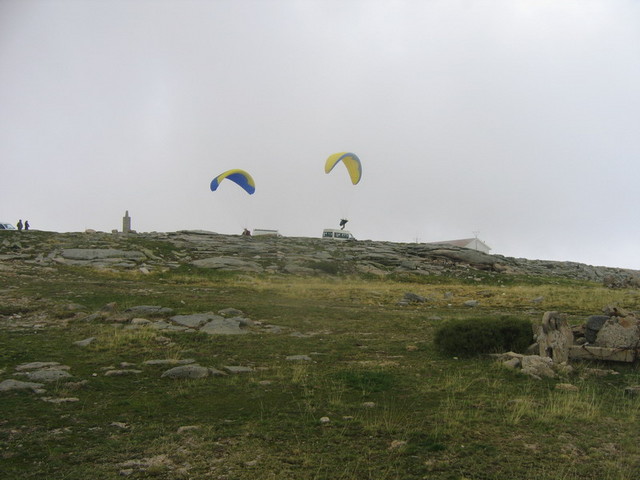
[60,249,146,261]
[521,355,556,379]
[0,379,45,392]
[537,311,573,363]
[595,316,640,349]
[192,257,263,273]
[19,369,72,382]
[161,365,212,379]
[170,313,221,328]
[585,315,610,344]
[200,318,248,335]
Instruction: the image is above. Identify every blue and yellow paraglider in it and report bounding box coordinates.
[324,152,362,185]
[210,169,256,195]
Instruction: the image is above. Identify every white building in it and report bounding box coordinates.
[429,238,491,254]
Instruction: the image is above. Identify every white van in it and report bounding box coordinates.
[0,222,16,230]
[253,229,281,237]
[322,229,356,240]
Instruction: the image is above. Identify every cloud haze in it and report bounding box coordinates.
[2,0,640,268]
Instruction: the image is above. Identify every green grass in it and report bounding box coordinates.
[1,262,640,479]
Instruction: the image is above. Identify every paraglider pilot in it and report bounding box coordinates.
[339,219,348,230]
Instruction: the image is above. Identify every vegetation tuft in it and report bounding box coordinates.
[433,315,534,357]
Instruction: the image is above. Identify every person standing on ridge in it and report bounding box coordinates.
[24,220,30,231]
[16,219,23,231]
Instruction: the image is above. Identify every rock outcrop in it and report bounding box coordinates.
[1,230,638,285]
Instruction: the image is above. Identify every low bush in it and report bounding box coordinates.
[434,316,533,357]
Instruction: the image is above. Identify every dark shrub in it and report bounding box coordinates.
[434,316,533,357]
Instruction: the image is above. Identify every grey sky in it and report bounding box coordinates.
[2,0,640,268]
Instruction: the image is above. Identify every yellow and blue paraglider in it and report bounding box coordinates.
[210,169,256,195]
[324,152,362,185]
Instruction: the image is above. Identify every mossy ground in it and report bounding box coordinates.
[1,263,640,479]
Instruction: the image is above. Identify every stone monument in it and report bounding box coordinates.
[123,211,131,234]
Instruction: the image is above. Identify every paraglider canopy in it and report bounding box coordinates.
[210,169,256,195]
[324,152,362,185]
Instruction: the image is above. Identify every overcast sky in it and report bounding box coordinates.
[2,0,640,269]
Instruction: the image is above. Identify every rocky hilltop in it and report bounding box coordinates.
[0,231,640,287]
[1,230,638,286]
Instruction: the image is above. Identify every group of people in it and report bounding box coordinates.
[16,219,30,231]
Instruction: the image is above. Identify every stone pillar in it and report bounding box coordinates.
[537,311,574,364]
[122,211,131,234]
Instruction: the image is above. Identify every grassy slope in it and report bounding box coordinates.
[1,260,640,479]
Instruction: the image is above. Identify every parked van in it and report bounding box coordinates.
[0,222,16,230]
[322,229,356,240]
[253,229,281,237]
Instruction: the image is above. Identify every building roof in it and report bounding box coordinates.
[427,238,491,251]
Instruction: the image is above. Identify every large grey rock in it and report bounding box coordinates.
[20,369,72,382]
[595,317,640,348]
[200,318,248,335]
[61,249,146,261]
[15,362,61,371]
[520,355,556,379]
[537,311,574,363]
[585,315,610,343]
[161,365,211,379]
[0,379,45,392]
[125,306,174,316]
[160,365,225,379]
[171,313,221,328]
[74,337,96,347]
[192,257,263,273]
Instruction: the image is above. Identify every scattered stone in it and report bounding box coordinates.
[403,292,426,303]
[463,300,479,308]
[104,369,143,376]
[200,318,248,335]
[286,355,312,361]
[389,440,407,450]
[143,359,196,366]
[131,318,152,325]
[177,425,201,434]
[125,305,174,317]
[73,337,95,347]
[362,402,376,408]
[18,369,72,383]
[15,361,61,371]
[520,355,555,379]
[170,313,220,328]
[319,416,330,424]
[160,365,225,379]
[41,396,80,403]
[219,307,245,317]
[0,379,45,392]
